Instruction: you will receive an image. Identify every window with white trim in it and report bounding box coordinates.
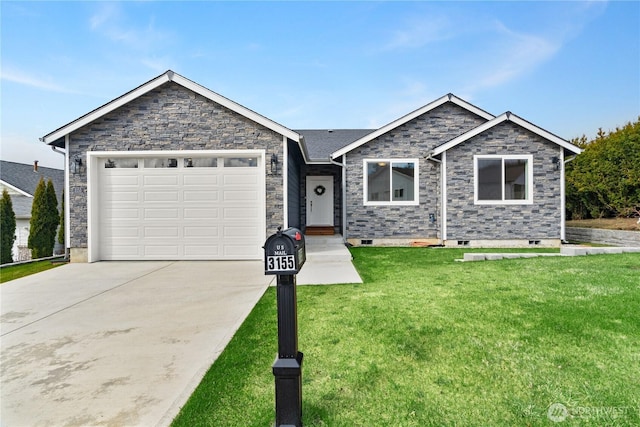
[364,159,419,205]
[474,155,533,204]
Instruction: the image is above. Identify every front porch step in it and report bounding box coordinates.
[303,235,353,263]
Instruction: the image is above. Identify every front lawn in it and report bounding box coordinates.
[172,248,640,426]
[0,260,63,284]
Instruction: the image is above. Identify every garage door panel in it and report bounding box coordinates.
[103,191,139,202]
[105,227,140,238]
[183,190,219,202]
[144,227,179,238]
[144,191,179,202]
[184,245,219,257]
[144,245,179,257]
[223,175,258,185]
[103,175,139,186]
[144,208,179,219]
[99,154,263,260]
[184,208,218,220]
[144,175,178,186]
[184,226,218,237]
[223,190,258,201]
[184,175,218,185]
[103,208,140,220]
[223,207,259,220]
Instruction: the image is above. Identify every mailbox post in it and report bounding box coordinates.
[264,227,306,427]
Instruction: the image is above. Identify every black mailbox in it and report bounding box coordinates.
[264,227,306,275]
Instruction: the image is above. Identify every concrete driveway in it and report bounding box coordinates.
[1,261,273,426]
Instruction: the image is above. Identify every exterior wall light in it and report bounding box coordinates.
[73,157,83,174]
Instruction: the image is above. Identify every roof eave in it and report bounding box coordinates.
[431,112,583,156]
[331,93,495,159]
[41,71,172,145]
[41,70,301,145]
[0,180,33,197]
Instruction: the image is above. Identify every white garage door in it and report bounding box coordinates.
[98,154,264,260]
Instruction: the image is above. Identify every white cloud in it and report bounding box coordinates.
[381,14,453,51]
[1,68,75,93]
[89,2,120,30]
[468,21,560,91]
[88,3,174,69]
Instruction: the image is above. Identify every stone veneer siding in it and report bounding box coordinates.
[566,227,640,247]
[344,102,487,240]
[67,82,285,253]
[445,121,563,241]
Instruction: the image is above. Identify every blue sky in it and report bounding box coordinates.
[2,1,639,168]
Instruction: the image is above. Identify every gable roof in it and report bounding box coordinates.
[41,70,301,147]
[431,111,582,155]
[0,161,65,217]
[0,161,64,197]
[297,129,374,162]
[330,93,495,159]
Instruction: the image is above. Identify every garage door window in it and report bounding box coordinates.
[184,157,217,168]
[105,158,139,168]
[224,157,258,167]
[144,158,178,168]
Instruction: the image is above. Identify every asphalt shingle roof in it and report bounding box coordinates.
[0,161,64,217]
[296,129,374,162]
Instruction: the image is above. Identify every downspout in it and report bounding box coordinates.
[51,142,70,261]
[425,152,445,244]
[330,155,347,243]
[560,153,578,243]
[282,135,288,229]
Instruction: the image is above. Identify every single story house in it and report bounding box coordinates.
[0,161,65,262]
[40,70,581,262]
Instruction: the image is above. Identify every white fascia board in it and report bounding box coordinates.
[41,70,301,145]
[331,95,450,159]
[171,74,301,142]
[0,180,33,197]
[507,114,582,154]
[431,112,583,156]
[448,94,495,121]
[331,93,494,159]
[41,72,172,144]
[432,113,509,155]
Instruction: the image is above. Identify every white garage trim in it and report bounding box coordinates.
[87,150,266,262]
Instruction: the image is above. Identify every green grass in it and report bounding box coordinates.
[0,259,63,284]
[172,248,640,426]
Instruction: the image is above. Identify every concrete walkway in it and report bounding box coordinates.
[1,261,273,427]
[296,235,362,285]
[0,236,360,426]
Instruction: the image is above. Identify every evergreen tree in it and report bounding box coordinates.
[566,118,640,219]
[28,178,59,258]
[58,190,65,245]
[46,179,60,253]
[1,189,17,264]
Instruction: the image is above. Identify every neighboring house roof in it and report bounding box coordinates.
[41,70,302,147]
[331,93,495,159]
[0,161,64,218]
[297,129,374,162]
[431,111,583,156]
